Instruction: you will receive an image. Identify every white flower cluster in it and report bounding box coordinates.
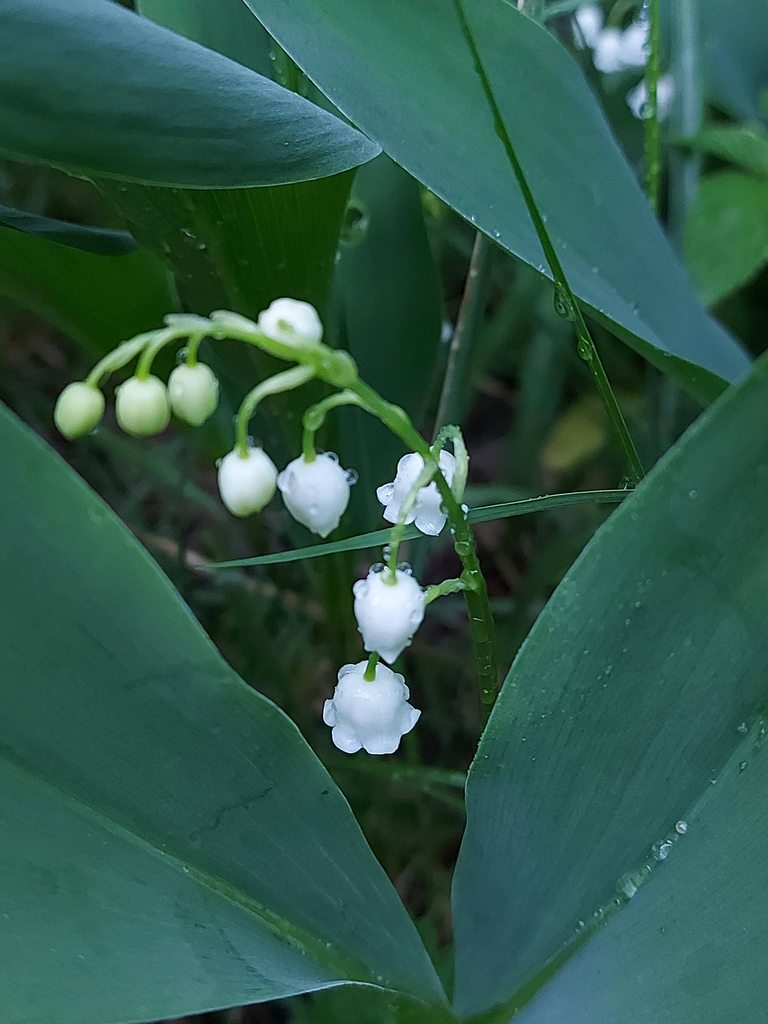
[574,3,674,120]
[56,295,467,759]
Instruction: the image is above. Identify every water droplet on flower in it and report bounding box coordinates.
[176,347,189,364]
[397,562,413,575]
[370,562,385,574]
[323,451,340,463]
[345,468,358,485]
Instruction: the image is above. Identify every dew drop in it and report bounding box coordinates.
[370,562,385,574]
[737,721,749,735]
[675,820,688,835]
[397,561,413,575]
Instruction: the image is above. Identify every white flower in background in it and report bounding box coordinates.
[377,450,457,537]
[115,375,171,437]
[168,362,219,426]
[353,567,426,663]
[574,3,604,48]
[217,447,277,517]
[627,73,675,122]
[54,382,105,439]
[323,661,421,755]
[577,4,649,74]
[257,298,323,347]
[277,452,351,537]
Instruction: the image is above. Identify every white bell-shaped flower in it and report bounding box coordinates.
[54,382,105,439]
[323,661,420,755]
[618,21,648,68]
[257,298,323,347]
[218,447,277,517]
[574,3,603,48]
[627,73,675,122]
[277,453,351,537]
[168,362,219,426]
[376,450,456,536]
[115,375,170,437]
[353,567,425,663]
[592,26,625,72]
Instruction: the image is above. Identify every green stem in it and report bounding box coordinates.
[432,424,470,501]
[453,0,644,486]
[235,365,315,456]
[386,459,439,575]
[425,577,467,605]
[668,0,702,249]
[302,391,367,462]
[435,232,492,430]
[350,379,498,709]
[363,651,380,681]
[86,333,158,387]
[645,0,662,213]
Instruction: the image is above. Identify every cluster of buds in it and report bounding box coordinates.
[55,297,471,756]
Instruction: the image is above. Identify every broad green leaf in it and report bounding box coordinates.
[451,355,768,1019]
[690,125,768,177]
[0,204,135,255]
[0,224,176,356]
[0,402,444,1024]
[334,155,443,525]
[0,0,378,187]
[510,722,768,1023]
[245,0,749,402]
[209,491,628,568]
[684,172,768,305]
[700,0,768,120]
[138,0,272,75]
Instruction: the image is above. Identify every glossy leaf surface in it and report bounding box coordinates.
[452,356,768,1019]
[1,0,378,187]
[245,0,749,401]
[0,405,444,1024]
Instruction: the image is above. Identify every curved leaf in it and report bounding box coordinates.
[0,0,378,187]
[245,0,749,401]
[0,204,135,255]
[451,356,768,1019]
[0,404,444,1024]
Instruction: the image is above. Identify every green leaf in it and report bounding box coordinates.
[690,125,768,177]
[0,402,444,1024]
[1,0,378,187]
[509,722,768,1024]
[138,0,272,75]
[244,0,749,402]
[0,225,176,356]
[0,204,136,255]
[334,155,443,525]
[209,491,628,568]
[451,355,768,1020]
[700,0,768,121]
[684,171,768,305]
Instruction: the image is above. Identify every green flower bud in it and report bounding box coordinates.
[115,375,170,437]
[168,362,219,426]
[53,382,105,440]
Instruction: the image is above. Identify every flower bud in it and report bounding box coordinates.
[376,450,457,536]
[168,362,219,426]
[53,382,105,439]
[115,375,170,437]
[323,661,420,755]
[257,298,323,347]
[277,453,351,538]
[353,567,425,664]
[217,447,277,517]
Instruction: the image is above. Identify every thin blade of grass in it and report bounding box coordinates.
[208,489,628,568]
